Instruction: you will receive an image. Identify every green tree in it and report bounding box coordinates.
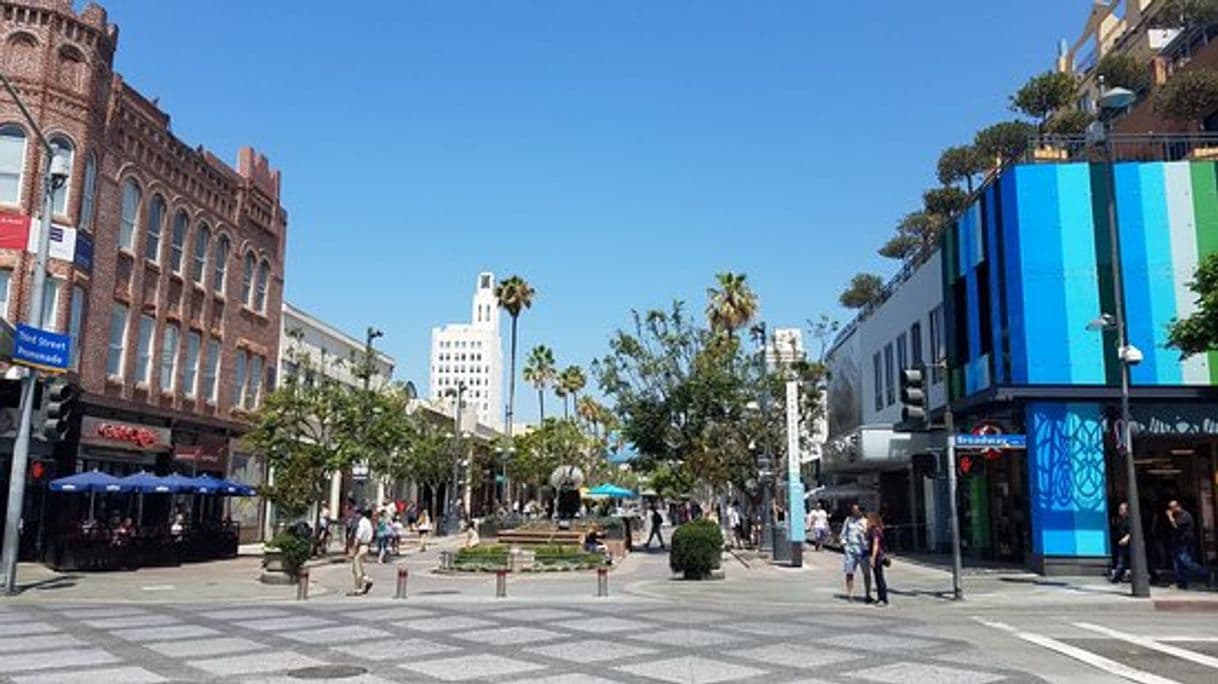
[1153,0,1218,30]
[705,271,759,337]
[1154,67,1218,127]
[1168,253,1218,356]
[923,186,969,218]
[1044,109,1095,135]
[937,145,987,192]
[878,210,946,264]
[523,345,557,421]
[838,273,885,309]
[556,365,587,419]
[1011,71,1077,127]
[495,275,535,435]
[1097,53,1150,93]
[974,120,1038,163]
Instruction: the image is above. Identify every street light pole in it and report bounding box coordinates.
[446,382,466,536]
[354,327,382,506]
[750,323,774,554]
[1,70,67,595]
[1097,79,1150,599]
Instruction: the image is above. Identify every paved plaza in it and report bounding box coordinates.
[3,547,1218,682]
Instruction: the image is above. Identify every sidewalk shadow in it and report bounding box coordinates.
[15,574,81,594]
[997,576,1122,596]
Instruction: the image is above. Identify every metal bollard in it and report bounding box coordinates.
[495,569,507,598]
[395,567,409,599]
[296,569,309,600]
[597,567,609,597]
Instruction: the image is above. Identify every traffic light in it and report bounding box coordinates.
[899,368,927,426]
[29,458,55,483]
[41,379,78,441]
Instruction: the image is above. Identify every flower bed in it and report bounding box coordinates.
[451,543,606,572]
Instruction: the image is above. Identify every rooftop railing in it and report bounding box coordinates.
[1024,132,1218,164]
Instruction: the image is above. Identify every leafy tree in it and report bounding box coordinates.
[878,211,945,264]
[878,233,921,261]
[511,418,589,492]
[495,274,535,435]
[1154,67,1218,126]
[1168,253,1218,356]
[937,145,987,191]
[1153,0,1218,30]
[1044,109,1095,135]
[1011,71,1077,127]
[397,412,458,518]
[555,365,587,419]
[806,314,841,363]
[838,273,885,309]
[1097,53,1150,93]
[923,186,969,218]
[523,345,557,421]
[705,271,759,336]
[974,120,1038,164]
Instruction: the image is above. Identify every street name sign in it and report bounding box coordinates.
[12,324,70,373]
[955,433,1027,450]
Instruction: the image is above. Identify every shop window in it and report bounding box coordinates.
[246,355,263,409]
[191,223,210,283]
[232,349,248,408]
[119,178,141,251]
[135,314,155,384]
[184,331,200,397]
[170,210,188,273]
[241,252,255,305]
[145,194,165,263]
[203,338,220,402]
[255,260,269,312]
[160,323,179,392]
[213,235,230,295]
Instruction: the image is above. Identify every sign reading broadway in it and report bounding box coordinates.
[955,433,1027,450]
[12,324,70,373]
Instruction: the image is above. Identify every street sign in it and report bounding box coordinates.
[955,433,1027,450]
[12,324,70,373]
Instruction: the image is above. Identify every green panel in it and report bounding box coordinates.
[1090,163,1120,386]
[1189,162,1218,384]
[968,475,991,553]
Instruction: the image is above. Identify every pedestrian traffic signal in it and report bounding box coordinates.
[29,458,55,483]
[898,368,927,426]
[41,379,78,441]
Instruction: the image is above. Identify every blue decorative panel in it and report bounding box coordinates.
[1000,170,1027,383]
[1026,402,1109,558]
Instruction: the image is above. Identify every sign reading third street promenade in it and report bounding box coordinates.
[12,324,70,373]
[955,433,1027,450]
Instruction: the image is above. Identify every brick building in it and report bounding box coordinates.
[0,0,287,548]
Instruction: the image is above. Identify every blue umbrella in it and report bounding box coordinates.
[119,472,176,494]
[162,473,200,493]
[193,474,255,496]
[587,483,637,498]
[49,470,128,493]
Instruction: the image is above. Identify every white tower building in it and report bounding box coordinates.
[429,273,504,430]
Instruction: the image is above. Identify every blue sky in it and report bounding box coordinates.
[102,0,1086,420]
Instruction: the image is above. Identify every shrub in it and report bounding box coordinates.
[669,519,723,580]
[269,532,312,580]
[1155,68,1218,125]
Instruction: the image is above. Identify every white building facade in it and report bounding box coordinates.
[429,273,504,431]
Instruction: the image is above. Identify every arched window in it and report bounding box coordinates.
[49,135,74,216]
[119,178,141,251]
[0,124,27,205]
[145,194,165,262]
[241,251,255,305]
[170,210,188,273]
[79,153,97,230]
[213,235,230,294]
[191,223,210,283]
[254,260,270,312]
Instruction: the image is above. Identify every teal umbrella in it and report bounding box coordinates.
[587,484,636,498]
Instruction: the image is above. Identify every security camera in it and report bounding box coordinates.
[49,152,71,187]
[1119,345,1143,366]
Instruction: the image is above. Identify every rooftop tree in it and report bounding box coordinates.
[937,145,987,192]
[838,273,885,309]
[1154,67,1218,129]
[974,120,1038,165]
[1011,71,1077,129]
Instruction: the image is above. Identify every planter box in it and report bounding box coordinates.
[1032,146,1068,161]
[1190,146,1218,160]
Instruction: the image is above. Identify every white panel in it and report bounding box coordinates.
[1163,162,1208,384]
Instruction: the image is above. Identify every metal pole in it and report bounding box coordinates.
[944,406,963,600]
[395,566,409,599]
[1104,135,1151,598]
[447,383,464,536]
[1,71,58,596]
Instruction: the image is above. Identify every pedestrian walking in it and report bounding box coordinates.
[348,508,374,596]
[728,501,743,549]
[645,505,665,550]
[1108,502,1131,583]
[416,508,432,552]
[375,511,391,563]
[841,503,872,603]
[1166,500,1211,589]
[867,512,889,607]
[807,501,829,552]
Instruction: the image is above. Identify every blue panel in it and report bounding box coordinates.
[1135,164,1181,384]
[1001,170,1027,383]
[1056,164,1106,384]
[966,268,980,361]
[985,184,1006,385]
[1026,402,1109,559]
[1115,163,1159,384]
[958,200,973,280]
[1015,165,1069,383]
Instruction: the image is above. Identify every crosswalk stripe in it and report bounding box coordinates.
[971,617,1180,684]
[1072,622,1218,670]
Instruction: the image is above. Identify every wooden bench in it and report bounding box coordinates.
[496,529,584,547]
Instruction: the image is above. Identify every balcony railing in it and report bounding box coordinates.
[1025,132,1218,164]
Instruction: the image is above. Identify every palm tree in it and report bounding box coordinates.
[495,275,535,435]
[557,365,586,419]
[522,345,556,422]
[706,271,759,336]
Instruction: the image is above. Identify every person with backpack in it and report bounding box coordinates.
[645,505,665,550]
